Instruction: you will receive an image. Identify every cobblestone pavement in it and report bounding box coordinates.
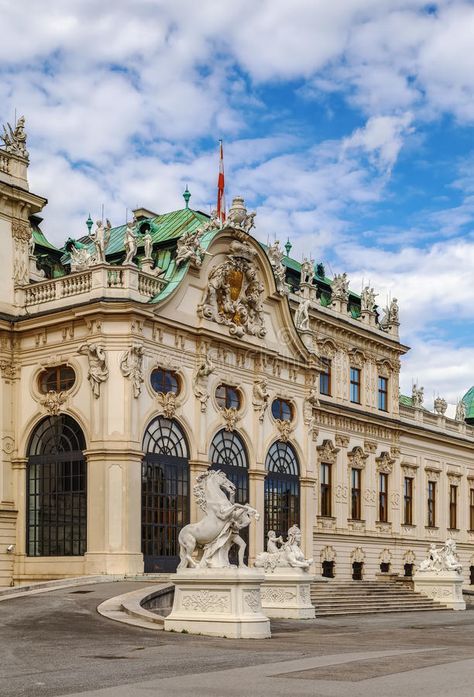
[2,581,474,697]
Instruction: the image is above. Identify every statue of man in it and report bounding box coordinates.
[123,219,138,265]
[92,219,112,264]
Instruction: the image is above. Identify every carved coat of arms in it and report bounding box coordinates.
[198,241,266,338]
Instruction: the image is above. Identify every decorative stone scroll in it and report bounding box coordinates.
[156,391,177,419]
[317,439,339,464]
[348,446,368,470]
[198,240,266,339]
[376,451,395,474]
[40,390,67,415]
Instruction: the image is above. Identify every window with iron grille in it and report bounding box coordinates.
[320,462,332,517]
[264,441,300,540]
[378,472,388,523]
[27,415,86,557]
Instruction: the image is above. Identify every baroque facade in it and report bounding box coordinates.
[0,118,474,587]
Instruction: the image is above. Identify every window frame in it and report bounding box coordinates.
[470,488,474,531]
[378,472,388,523]
[215,384,241,411]
[320,462,332,517]
[449,484,458,530]
[271,398,293,422]
[349,367,361,404]
[378,375,388,412]
[150,368,180,395]
[38,365,76,394]
[403,476,413,525]
[350,467,361,520]
[427,480,436,527]
[319,357,332,396]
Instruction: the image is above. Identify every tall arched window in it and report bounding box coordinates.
[142,416,189,572]
[264,441,300,539]
[27,415,87,557]
[209,429,249,564]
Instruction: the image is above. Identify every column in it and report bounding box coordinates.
[248,470,266,564]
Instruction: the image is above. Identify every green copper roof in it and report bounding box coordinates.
[399,394,413,407]
[104,207,209,256]
[31,226,61,253]
[462,386,474,420]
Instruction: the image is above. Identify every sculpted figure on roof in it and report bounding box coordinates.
[412,384,424,408]
[295,296,310,331]
[455,400,467,422]
[123,219,138,266]
[91,219,112,264]
[331,272,349,302]
[1,115,29,160]
[176,227,206,268]
[300,258,314,285]
[267,240,288,295]
[361,286,377,312]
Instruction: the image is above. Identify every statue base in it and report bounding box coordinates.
[164,567,271,638]
[261,567,315,619]
[413,570,465,610]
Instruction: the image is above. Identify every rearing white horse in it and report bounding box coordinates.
[177,469,259,569]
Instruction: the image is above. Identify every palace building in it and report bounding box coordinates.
[1,119,474,588]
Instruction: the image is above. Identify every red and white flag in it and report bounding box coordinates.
[217,140,226,223]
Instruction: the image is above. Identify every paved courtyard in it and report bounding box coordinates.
[2,581,474,697]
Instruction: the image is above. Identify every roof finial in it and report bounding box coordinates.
[183,185,191,209]
[86,213,93,234]
[284,237,292,256]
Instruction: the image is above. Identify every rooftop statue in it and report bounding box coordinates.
[177,469,259,569]
[91,219,112,264]
[455,400,467,422]
[65,238,93,273]
[294,296,310,331]
[331,272,350,302]
[1,115,29,160]
[361,286,377,312]
[300,257,314,285]
[176,227,206,268]
[226,196,256,234]
[433,396,448,416]
[418,539,462,575]
[267,240,288,295]
[412,383,424,408]
[123,219,138,265]
[255,525,313,572]
[379,298,399,330]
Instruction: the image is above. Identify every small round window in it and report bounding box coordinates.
[271,398,293,421]
[215,384,241,410]
[38,365,76,394]
[150,368,180,395]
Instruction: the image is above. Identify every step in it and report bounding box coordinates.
[316,607,450,616]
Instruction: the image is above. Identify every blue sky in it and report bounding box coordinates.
[1,0,474,407]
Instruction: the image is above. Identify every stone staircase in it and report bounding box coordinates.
[311,580,451,616]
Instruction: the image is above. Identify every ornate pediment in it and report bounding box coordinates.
[317,439,339,464]
[376,451,395,474]
[348,446,368,470]
[198,239,266,339]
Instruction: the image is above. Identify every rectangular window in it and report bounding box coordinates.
[350,367,361,404]
[319,357,332,396]
[378,376,388,411]
[403,477,413,525]
[320,463,332,517]
[378,472,388,523]
[427,481,436,527]
[351,468,361,520]
[470,489,474,531]
[449,485,457,529]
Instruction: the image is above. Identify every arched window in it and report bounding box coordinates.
[209,430,248,504]
[264,441,300,539]
[209,429,249,564]
[142,416,189,572]
[27,415,87,557]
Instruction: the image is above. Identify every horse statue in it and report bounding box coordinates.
[177,469,259,570]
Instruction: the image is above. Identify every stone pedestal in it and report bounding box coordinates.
[261,567,315,619]
[164,568,271,638]
[29,254,45,282]
[140,258,154,274]
[413,570,466,610]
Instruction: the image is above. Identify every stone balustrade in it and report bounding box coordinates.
[399,404,474,437]
[20,264,166,312]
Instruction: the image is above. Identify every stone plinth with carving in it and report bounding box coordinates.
[413,539,466,610]
[260,567,316,619]
[164,567,270,638]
